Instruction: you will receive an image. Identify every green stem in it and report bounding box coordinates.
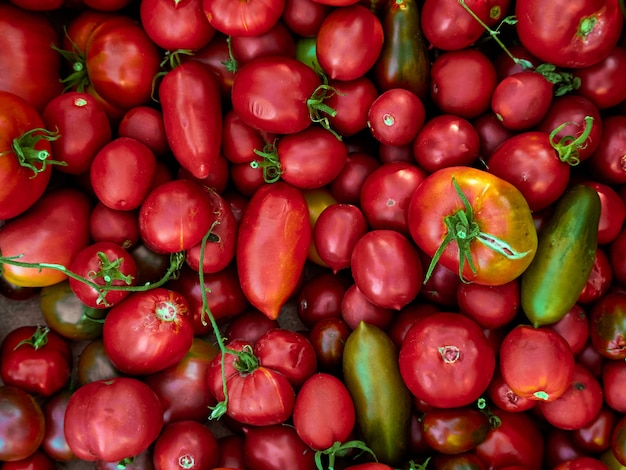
[314,440,378,470]
[549,115,594,166]
[221,36,239,74]
[307,84,343,140]
[251,141,282,183]
[2,127,66,176]
[15,325,49,350]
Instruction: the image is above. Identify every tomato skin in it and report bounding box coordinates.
[102,288,195,375]
[236,182,311,320]
[242,424,318,470]
[117,106,169,157]
[367,88,426,147]
[160,61,223,180]
[407,166,538,286]
[64,377,164,462]
[0,188,92,287]
[152,420,219,470]
[588,115,626,185]
[572,406,617,453]
[574,45,626,109]
[202,0,285,36]
[41,390,75,462]
[589,292,626,360]
[516,0,623,69]
[0,385,45,462]
[0,449,57,470]
[399,312,496,409]
[457,280,520,329]
[421,407,490,455]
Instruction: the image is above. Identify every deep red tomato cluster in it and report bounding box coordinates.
[1,0,626,469]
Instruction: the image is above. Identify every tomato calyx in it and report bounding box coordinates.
[251,140,282,183]
[534,63,581,96]
[1,127,66,176]
[116,456,137,469]
[14,325,49,351]
[51,39,90,93]
[307,84,342,140]
[314,440,377,470]
[221,36,239,74]
[549,115,595,166]
[152,48,196,101]
[476,397,502,430]
[425,177,532,284]
[88,252,134,304]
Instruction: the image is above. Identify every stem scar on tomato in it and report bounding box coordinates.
[424,177,531,284]
[0,127,66,176]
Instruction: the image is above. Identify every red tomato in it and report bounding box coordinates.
[308,317,351,374]
[330,151,380,204]
[0,325,72,397]
[543,304,590,356]
[487,368,537,413]
[579,179,626,245]
[117,106,169,157]
[499,325,575,402]
[588,115,626,185]
[242,424,318,470]
[292,372,356,450]
[64,377,164,462]
[602,359,626,413]
[457,279,520,329]
[0,386,45,462]
[553,456,611,470]
[89,202,140,249]
[574,45,626,109]
[399,312,496,408]
[0,188,92,288]
[341,283,395,331]
[236,182,311,320]
[41,390,75,462]
[589,292,626,360]
[225,309,280,344]
[421,406,490,455]
[231,20,296,65]
[282,0,330,36]
[407,166,537,286]
[367,88,426,146]
[612,416,626,466]
[472,112,515,159]
[315,4,383,81]
[572,406,617,453]
[326,77,379,138]
[202,0,285,36]
[296,270,350,328]
[152,420,219,470]
[102,288,194,375]
[515,0,623,68]
[0,450,56,470]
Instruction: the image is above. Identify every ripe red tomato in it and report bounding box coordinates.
[242,424,318,470]
[0,386,45,462]
[41,390,75,462]
[574,45,626,109]
[457,279,520,329]
[589,292,626,360]
[367,88,426,147]
[152,420,219,470]
[202,0,285,36]
[399,312,496,408]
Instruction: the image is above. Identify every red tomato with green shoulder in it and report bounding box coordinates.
[236,182,311,320]
[407,166,538,286]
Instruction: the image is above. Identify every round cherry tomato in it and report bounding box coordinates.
[152,420,219,470]
[574,45,626,109]
[367,88,426,147]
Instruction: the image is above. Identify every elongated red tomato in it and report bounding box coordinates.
[236,182,311,319]
[160,61,222,180]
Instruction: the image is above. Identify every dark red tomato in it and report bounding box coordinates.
[128,242,172,287]
[0,325,72,397]
[487,368,537,413]
[68,241,138,309]
[0,449,56,470]
[41,390,74,461]
[486,131,572,211]
[418,250,462,309]
[588,116,626,185]
[314,203,369,273]
[491,71,554,131]
[117,106,169,157]
[293,372,356,450]
[572,406,617,453]
[543,304,590,356]
[603,359,626,413]
[297,271,347,328]
[102,288,194,375]
[430,49,498,118]
[202,0,285,36]
[178,153,230,196]
[367,88,426,147]
[222,109,273,164]
[41,91,112,175]
[0,386,45,462]
[499,325,575,402]
[421,407,490,455]
[82,0,133,10]
[553,456,611,470]
[407,166,537,286]
[432,453,487,470]
[379,143,414,164]
[330,151,380,204]
[144,337,218,424]
[589,292,626,360]
[242,424,318,470]
[325,76,379,138]
[282,0,330,36]
[387,303,440,349]
[0,4,62,112]
[152,420,219,470]
[536,95,603,163]
[539,363,604,430]
[412,114,481,173]
[64,377,164,462]
[399,312,496,408]
[89,202,140,249]
[351,229,423,310]
[574,45,626,109]
[224,309,279,344]
[576,340,606,378]
[140,0,215,51]
[515,0,623,68]
[216,434,246,469]
[473,112,515,159]
[493,44,540,80]
[457,279,520,329]
[545,428,586,469]
[612,416,626,466]
[236,182,311,320]
[341,283,395,330]
[578,180,626,245]
[0,91,58,220]
[90,137,157,211]
[308,316,351,374]
[254,328,318,388]
[139,179,215,254]
[230,160,267,197]
[231,20,296,65]
[474,409,544,470]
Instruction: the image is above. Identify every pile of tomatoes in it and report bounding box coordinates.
[1,0,626,469]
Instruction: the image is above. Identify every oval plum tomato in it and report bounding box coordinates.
[412,114,481,173]
[515,0,623,69]
[0,4,63,112]
[539,363,604,430]
[351,229,423,310]
[242,424,318,470]
[421,406,490,455]
[296,270,350,328]
[0,385,45,462]
[0,188,92,288]
[102,288,194,375]
[574,45,626,109]
[308,317,351,374]
[139,179,214,254]
[407,166,537,286]
[430,49,498,118]
[68,241,138,309]
[326,76,379,138]
[0,325,72,397]
[367,88,426,147]
[499,325,575,402]
[398,312,496,408]
[41,91,112,175]
[302,187,338,267]
[236,182,311,320]
[117,106,169,157]
[457,279,520,329]
[202,0,285,36]
[0,91,61,220]
[64,377,164,462]
[292,372,356,450]
[231,20,297,65]
[588,115,626,185]
[316,4,384,81]
[232,55,332,135]
[589,292,626,360]
[152,420,219,470]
